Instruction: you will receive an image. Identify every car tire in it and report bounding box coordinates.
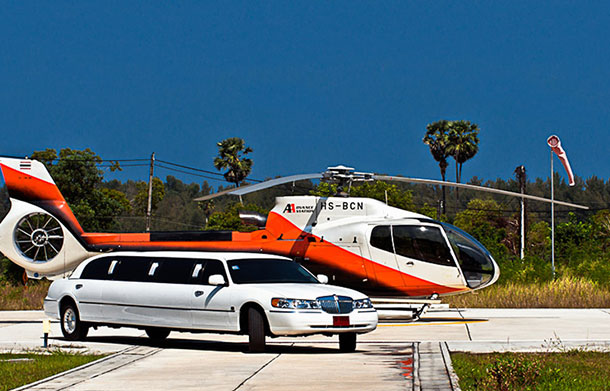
[248,307,266,353]
[60,302,89,341]
[145,327,170,343]
[339,333,357,352]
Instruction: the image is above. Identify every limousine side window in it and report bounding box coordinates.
[198,260,227,285]
[154,258,197,284]
[80,257,113,280]
[112,257,155,281]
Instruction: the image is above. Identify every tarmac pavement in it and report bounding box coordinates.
[2,308,609,390]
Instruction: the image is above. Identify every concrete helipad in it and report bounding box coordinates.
[2,308,610,390]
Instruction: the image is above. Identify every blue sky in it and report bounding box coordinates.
[1,2,609,188]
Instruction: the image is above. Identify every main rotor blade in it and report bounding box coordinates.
[231,174,322,195]
[193,173,323,202]
[374,175,589,210]
[194,186,249,202]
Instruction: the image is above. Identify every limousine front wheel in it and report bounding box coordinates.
[60,302,89,341]
[339,333,357,353]
[248,308,266,353]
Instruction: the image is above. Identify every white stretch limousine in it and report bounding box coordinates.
[44,252,378,352]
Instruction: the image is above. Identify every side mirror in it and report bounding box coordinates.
[208,274,226,286]
[317,274,329,284]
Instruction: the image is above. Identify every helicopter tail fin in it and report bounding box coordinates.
[0,157,91,279]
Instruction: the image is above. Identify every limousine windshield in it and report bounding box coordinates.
[228,259,319,284]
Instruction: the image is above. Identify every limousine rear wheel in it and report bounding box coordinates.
[60,302,89,341]
[248,307,266,353]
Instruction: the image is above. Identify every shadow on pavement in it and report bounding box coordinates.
[51,335,348,354]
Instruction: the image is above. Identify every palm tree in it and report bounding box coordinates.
[214,137,253,189]
[423,120,451,214]
[447,120,480,184]
[447,121,480,202]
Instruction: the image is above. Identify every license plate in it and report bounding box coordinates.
[333,316,350,327]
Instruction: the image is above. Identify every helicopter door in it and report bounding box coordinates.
[367,225,401,289]
[391,225,464,292]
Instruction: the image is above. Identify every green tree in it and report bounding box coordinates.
[527,220,550,257]
[453,198,508,257]
[213,137,253,188]
[309,182,338,197]
[417,203,437,219]
[350,181,415,211]
[556,212,593,249]
[592,209,610,248]
[423,120,451,213]
[30,148,128,231]
[205,202,268,232]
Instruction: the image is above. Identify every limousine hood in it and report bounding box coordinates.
[244,283,368,300]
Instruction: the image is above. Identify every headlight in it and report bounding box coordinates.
[352,298,373,309]
[271,298,320,309]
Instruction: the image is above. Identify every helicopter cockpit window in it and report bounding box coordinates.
[370,226,393,253]
[392,225,454,267]
[441,223,495,289]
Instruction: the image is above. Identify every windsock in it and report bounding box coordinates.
[547,135,575,186]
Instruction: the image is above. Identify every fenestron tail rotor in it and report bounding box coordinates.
[14,213,64,263]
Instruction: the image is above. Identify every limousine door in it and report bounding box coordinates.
[101,257,193,328]
[75,256,112,322]
[190,260,235,331]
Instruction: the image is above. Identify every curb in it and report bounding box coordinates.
[12,345,160,391]
[440,341,461,391]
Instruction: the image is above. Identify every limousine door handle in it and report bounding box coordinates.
[75,284,83,290]
[194,290,204,297]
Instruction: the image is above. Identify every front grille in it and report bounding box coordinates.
[317,295,353,314]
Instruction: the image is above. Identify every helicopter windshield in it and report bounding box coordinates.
[441,223,497,289]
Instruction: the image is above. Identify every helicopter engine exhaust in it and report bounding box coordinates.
[239,211,267,228]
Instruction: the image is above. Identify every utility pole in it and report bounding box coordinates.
[146,152,155,232]
[515,166,527,260]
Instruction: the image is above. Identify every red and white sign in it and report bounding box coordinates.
[547,135,575,186]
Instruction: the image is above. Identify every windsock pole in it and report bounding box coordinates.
[547,134,575,279]
[550,150,555,279]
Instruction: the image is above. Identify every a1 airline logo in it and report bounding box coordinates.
[283,204,296,213]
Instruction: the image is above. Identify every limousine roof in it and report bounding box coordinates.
[70,251,293,277]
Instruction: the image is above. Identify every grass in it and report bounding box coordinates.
[0,351,105,391]
[452,351,610,391]
[0,280,49,310]
[445,276,610,308]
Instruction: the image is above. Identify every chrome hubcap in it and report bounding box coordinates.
[63,308,76,334]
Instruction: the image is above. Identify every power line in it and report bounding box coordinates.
[156,159,225,177]
[155,163,231,183]
[156,159,263,183]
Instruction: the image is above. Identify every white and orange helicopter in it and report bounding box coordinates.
[0,157,587,315]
